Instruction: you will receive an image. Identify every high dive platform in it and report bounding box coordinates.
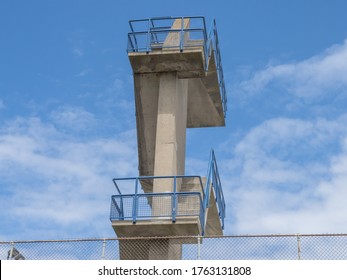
[110,16,227,259]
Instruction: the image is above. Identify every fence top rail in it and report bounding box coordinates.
[2,233,347,244]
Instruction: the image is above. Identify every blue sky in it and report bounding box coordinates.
[1,0,347,240]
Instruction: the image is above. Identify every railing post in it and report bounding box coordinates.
[172,176,177,222]
[146,19,151,53]
[119,196,124,220]
[180,17,184,52]
[132,178,139,223]
[200,195,205,236]
[128,21,138,52]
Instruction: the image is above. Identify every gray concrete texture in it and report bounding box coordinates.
[112,18,225,258]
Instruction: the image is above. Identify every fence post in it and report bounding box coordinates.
[297,234,301,260]
[101,239,106,260]
[197,235,201,260]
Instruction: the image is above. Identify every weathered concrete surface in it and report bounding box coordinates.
[180,176,223,236]
[153,72,188,183]
[128,50,205,78]
[187,77,224,127]
[114,217,201,260]
[113,18,225,259]
[151,72,188,216]
[205,186,223,236]
[119,238,194,260]
[112,218,201,237]
[133,54,225,186]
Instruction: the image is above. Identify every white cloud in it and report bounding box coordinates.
[238,39,347,99]
[72,47,84,57]
[76,68,92,77]
[221,38,347,235]
[222,115,347,234]
[50,106,97,131]
[0,117,137,240]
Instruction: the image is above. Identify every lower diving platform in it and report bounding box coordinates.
[110,151,226,238]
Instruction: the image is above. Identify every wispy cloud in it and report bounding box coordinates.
[72,47,84,57]
[0,116,137,240]
[222,115,347,234]
[238,39,347,100]
[50,106,97,131]
[76,68,93,77]
[0,99,4,109]
[222,39,347,235]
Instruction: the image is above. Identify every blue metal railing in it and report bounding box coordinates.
[109,150,226,235]
[208,20,227,115]
[110,175,206,229]
[127,16,227,115]
[127,16,207,53]
[110,192,204,224]
[204,149,226,230]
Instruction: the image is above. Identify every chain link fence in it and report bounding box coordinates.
[2,234,347,260]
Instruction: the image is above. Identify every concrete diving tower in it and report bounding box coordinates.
[110,16,227,259]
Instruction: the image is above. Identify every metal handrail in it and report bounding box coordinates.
[126,16,227,115]
[110,191,204,224]
[110,151,226,235]
[110,175,206,227]
[208,20,227,115]
[112,175,204,195]
[204,149,226,230]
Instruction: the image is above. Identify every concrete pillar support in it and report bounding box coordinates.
[152,72,188,217]
[153,72,188,188]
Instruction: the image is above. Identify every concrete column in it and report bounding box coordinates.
[151,72,188,260]
[152,72,188,202]
[153,72,188,183]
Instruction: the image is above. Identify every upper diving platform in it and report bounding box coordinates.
[127,16,227,127]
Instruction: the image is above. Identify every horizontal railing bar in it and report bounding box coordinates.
[128,28,205,36]
[112,175,205,200]
[110,191,204,222]
[113,175,202,181]
[112,191,202,197]
[129,16,205,23]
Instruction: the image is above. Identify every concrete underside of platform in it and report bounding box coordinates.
[112,217,201,238]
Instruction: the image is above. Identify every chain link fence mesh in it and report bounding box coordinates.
[1,234,347,260]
